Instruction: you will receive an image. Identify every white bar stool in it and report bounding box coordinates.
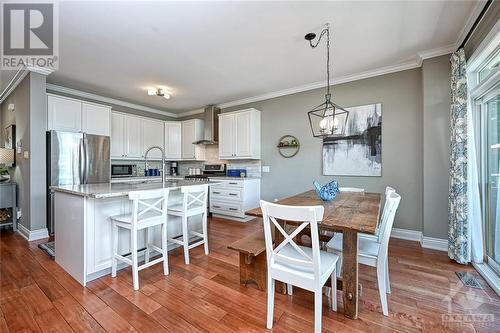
[110,188,170,290]
[167,184,209,264]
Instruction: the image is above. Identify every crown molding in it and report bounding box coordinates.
[0,68,29,104]
[26,65,54,76]
[416,44,456,65]
[46,83,178,118]
[178,108,205,117]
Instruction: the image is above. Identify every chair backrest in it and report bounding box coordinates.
[181,184,209,211]
[260,200,324,282]
[377,192,401,262]
[377,186,397,243]
[128,188,170,226]
[339,187,365,192]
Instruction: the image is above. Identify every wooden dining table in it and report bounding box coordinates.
[246,190,382,320]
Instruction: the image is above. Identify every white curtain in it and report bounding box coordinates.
[467,81,484,264]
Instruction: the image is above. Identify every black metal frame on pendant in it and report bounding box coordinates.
[305,23,349,138]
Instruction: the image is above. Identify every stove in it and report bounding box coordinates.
[184,164,226,181]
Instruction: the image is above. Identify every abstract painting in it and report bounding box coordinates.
[323,103,382,176]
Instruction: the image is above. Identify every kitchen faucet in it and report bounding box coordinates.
[144,146,166,187]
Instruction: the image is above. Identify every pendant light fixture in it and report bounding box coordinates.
[306,23,349,138]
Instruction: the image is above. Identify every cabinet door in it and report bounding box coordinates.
[142,119,164,159]
[181,120,196,159]
[47,95,82,132]
[124,115,143,158]
[165,122,182,160]
[110,113,125,158]
[235,111,252,157]
[82,103,110,136]
[219,114,235,158]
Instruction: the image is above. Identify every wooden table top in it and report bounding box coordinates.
[246,190,382,234]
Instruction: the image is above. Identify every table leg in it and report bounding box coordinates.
[342,230,359,319]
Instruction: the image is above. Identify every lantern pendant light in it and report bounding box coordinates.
[306,23,349,138]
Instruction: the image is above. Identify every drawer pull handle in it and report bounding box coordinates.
[229,208,238,211]
[229,182,238,185]
[213,205,221,209]
[229,193,238,196]
[213,192,221,194]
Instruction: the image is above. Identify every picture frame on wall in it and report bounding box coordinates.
[4,125,15,149]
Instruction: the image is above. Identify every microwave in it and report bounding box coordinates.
[111,164,137,178]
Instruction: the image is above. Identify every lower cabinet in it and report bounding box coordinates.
[208,178,261,221]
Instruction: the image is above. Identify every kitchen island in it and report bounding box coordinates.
[51,180,217,286]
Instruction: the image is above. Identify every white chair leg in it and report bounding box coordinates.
[314,290,323,333]
[266,278,275,329]
[111,223,118,278]
[144,227,150,264]
[287,284,293,295]
[385,260,391,294]
[162,223,169,275]
[202,212,209,255]
[377,263,388,316]
[336,256,343,277]
[182,215,190,265]
[331,270,337,311]
[131,229,139,291]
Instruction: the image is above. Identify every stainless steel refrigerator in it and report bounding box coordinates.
[46,130,110,234]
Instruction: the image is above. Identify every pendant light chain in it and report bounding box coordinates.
[307,24,331,101]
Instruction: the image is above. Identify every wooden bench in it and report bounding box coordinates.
[228,230,268,291]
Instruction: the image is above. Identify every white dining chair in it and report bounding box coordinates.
[339,187,365,192]
[260,200,339,333]
[110,188,170,290]
[167,184,209,264]
[326,191,401,316]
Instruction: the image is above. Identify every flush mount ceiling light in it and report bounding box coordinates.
[147,88,171,100]
[305,23,349,138]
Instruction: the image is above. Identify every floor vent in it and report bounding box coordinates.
[38,241,55,259]
[456,271,483,289]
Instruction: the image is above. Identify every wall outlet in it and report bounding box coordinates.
[262,166,270,173]
[273,198,279,202]
[23,151,29,159]
[16,209,21,219]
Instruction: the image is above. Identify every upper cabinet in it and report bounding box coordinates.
[219,109,261,159]
[181,119,205,160]
[110,112,143,159]
[142,118,164,159]
[47,94,110,135]
[164,121,182,160]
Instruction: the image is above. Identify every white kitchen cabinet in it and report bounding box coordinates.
[165,121,182,160]
[110,112,142,159]
[218,109,261,159]
[47,95,82,132]
[181,119,205,160]
[47,94,111,136]
[142,118,164,159]
[209,178,260,222]
[82,103,110,136]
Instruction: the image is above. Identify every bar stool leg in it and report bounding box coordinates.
[131,228,139,290]
[144,227,150,264]
[162,222,169,275]
[202,212,209,255]
[111,223,118,278]
[182,215,190,265]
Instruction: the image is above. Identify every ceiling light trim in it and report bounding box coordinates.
[46,83,178,118]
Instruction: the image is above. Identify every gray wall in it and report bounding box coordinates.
[422,55,451,239]
[0,72,47,231]
[221,68,425,233]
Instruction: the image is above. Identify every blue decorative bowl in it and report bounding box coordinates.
[313,180,340,201]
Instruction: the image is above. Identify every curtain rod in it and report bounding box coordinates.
[457,0,493,51]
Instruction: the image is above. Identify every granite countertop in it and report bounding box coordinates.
[111,176,184,183]
[51,180,219,199]
[207,176,261,180]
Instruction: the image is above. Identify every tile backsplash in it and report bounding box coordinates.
[111,145,261,178]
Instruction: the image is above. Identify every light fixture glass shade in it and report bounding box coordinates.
[308,98,349,138]
[147,88,157,96]
[0,148,14,165]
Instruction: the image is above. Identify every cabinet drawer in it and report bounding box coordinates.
[210,200,243,216]
[210,179,244,188]
[210,188,242,201]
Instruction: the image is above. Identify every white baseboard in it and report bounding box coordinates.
[17,224,49,241]
[391,227,448,252]
[421,236,449,252]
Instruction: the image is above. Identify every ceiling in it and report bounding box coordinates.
[1,1,480,114]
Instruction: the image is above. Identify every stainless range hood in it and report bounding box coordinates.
[193,105,221,145]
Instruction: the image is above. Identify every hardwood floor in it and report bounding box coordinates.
[1,217,499,332]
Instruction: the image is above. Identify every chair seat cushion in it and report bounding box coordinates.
[326,233,380,258]
[273,244,339,279]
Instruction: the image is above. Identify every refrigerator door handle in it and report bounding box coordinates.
[79,138,85,184]
[83,136,90,184]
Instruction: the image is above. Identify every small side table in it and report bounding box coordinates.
[0,182,17,231]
